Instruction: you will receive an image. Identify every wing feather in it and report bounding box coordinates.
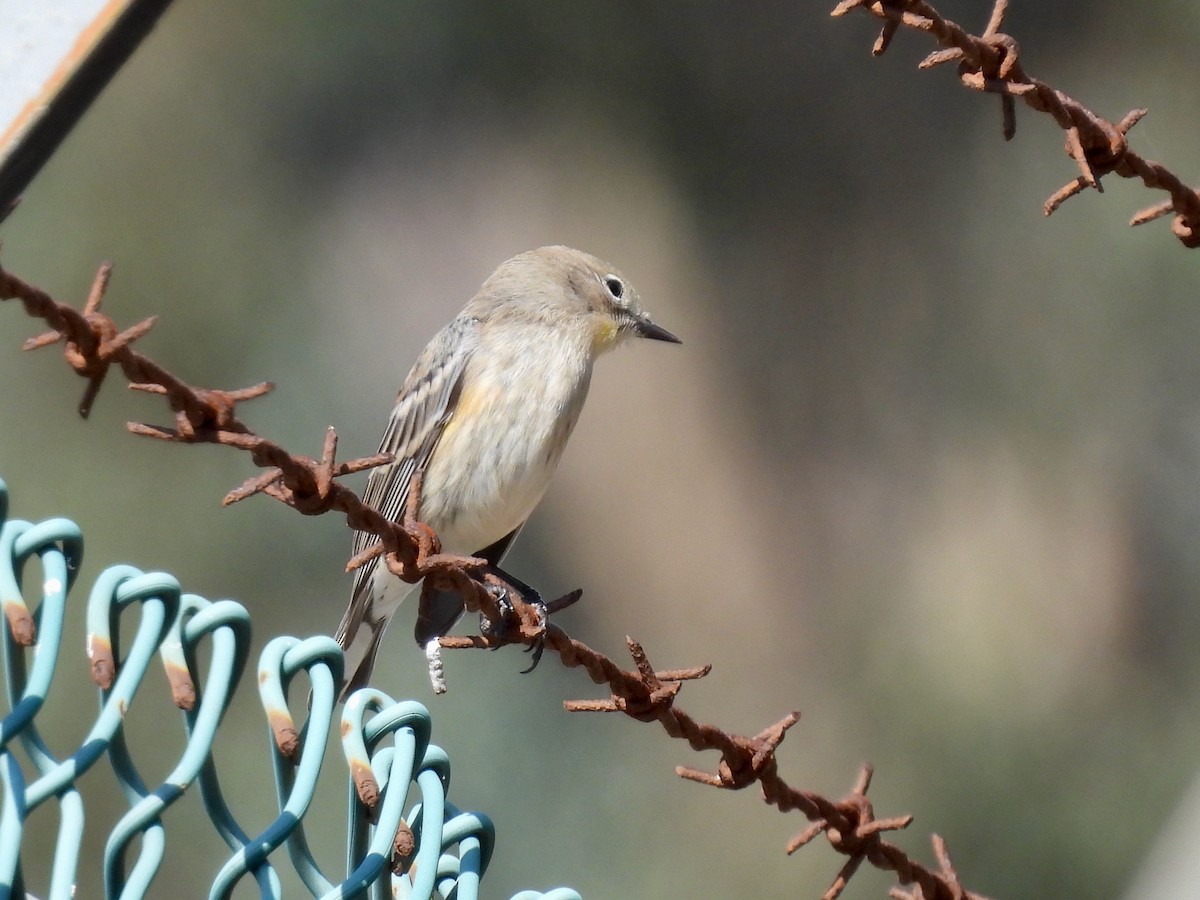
[337,316,479,644]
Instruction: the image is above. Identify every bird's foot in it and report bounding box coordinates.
[478,583,507,644]
[478,582,548,672]
[519,596,549,674]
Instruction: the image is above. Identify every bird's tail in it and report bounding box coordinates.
[336,572,413,703]
[414,586,466,647]
[338,616,389,703]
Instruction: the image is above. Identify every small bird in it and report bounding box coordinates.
[335,246,679,699]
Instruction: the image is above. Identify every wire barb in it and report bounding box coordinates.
[834,0,1200,248]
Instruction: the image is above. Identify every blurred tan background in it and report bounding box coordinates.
[3,1,1200,897]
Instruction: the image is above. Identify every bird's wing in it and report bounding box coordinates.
[336,316,479,646]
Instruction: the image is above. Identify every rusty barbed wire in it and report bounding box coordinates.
[832,0,1200,249]
[0,257,515,630]
[1,257,992,899]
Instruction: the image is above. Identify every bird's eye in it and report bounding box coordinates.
[603,276,624,299]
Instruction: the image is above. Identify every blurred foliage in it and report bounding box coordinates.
[4,1,1200,897]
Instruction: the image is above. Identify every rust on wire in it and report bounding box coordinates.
[351,758,380,810]
[0,256,990,899]
[268,708,301,759]
[832,0,1200,248]
[164,657,197,710]
[889,835,970,900]
[391,818,416,874]
[87,631,116,690]
[3,602,35,646]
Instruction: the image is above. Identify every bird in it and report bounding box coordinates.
[335,245,680,700]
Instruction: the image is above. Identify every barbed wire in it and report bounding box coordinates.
[0,256,991,899]
[832,0,1200,248]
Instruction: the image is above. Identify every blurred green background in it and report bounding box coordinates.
[3,1,1200,897]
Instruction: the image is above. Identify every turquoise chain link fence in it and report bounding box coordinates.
[0,474,580,900]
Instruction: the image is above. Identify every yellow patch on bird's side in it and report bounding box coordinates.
[439,380,501,444]
[592,317,620,354]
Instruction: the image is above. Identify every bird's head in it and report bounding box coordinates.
[477,246,681,356]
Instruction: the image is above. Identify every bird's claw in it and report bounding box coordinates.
[519,597,549,674]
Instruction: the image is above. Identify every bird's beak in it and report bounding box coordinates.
[633,315,682,344]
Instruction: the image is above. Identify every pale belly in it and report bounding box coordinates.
[417,356,589,556]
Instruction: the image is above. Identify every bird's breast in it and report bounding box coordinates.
[418,336,593,554]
